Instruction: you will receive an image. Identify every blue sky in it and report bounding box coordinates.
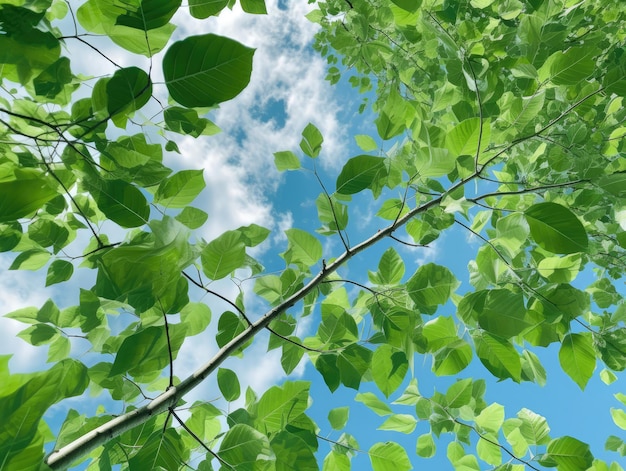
[1,1,625,469]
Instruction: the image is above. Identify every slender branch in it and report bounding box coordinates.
[449,416,541,471]
[170,410,233,470]
[158,299,175,388]
[182,271,252,326]
[314,168,350,251]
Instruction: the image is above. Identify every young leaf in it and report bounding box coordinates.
[299,123,323,158]
[328,406,349,430]
[154,170,206,208]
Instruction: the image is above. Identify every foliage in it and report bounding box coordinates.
[0,0,625,470]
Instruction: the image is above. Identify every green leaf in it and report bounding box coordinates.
[201,230,246,280]
[445,378,473,408]
[240,0,267,14]
[9,249,51,271]
[369,247,405,285]
[477,290,533,339]
[336,155,386,195]
[271,431,318,471]
[433,339,472,376]
[218,424,272,470]
[175,207,208,229]
[188,0,228,18]
[474,331,522,382]
[422,315,458,351]
[180,302,211,336]
[559,333,596,390]
[610,408,626,430]
[355,134,378,151]
[106,67,152,127]
[391,0,421,12]
[46,260,74,286]
[355,392,393,416]
[546,47,596,85]
[154,169,206,208]
[255,381,310,434]
[369,442,412,471]
[475,403,505,433]
[378,414,417,434]
[445,117,491,158]
[91,179,149,228]
[164,107,220,137]
[372,345,408,397]
[337,344,372,389]
[518,408,550,446]
[217,368,241,402]
[274,151,301,171]
[328,407,349,430]
[540,436,593,471]
[110,326,166,376]
[525,203,588,254]
[407,263,459,314]
[299,123,323,158]
[128,429,186,470]
[416,432,436,458]
[0,171,57,222]
[282,228,322,268]
[163,34,254,107]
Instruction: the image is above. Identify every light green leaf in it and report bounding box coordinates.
[369,247,405,285]
[0,171,58,222]
[378,414,417,434]
[525,202,588,254]
[355,134,378,151]
[180,302,211,336]
[518,408,551,446]
[90,178,149,228]
[164,34,254,107]
[201,230,246,280]
[175,207,208,229]
[255,381,310,433]
[477,434,502,465]
[416,433,436,458]
[328,406,349,430]
[433,339,472,376]
[445,117,491,158]
[559,333,596,390]
[407,263,459,314]
[274,151,300,171]
[282,228,322,268]
[218,424,272,470]
[10,249,51,271]
[369,442,412,471]
[300,123,323,158]
[445,378,473,408]
[372,345,408,397]
[154,170,206,208]
[355,392,393,416]
[611,408,626,430]
[475,403,505,433]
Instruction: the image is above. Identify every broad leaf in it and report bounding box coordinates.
[525,203,588,254]
[164,34,254,107]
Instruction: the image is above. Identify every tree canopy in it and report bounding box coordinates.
[0,0,625,470]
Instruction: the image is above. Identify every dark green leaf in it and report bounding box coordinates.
[163,34,254,107]
[336,155,386,195]
[217,368,241,402]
